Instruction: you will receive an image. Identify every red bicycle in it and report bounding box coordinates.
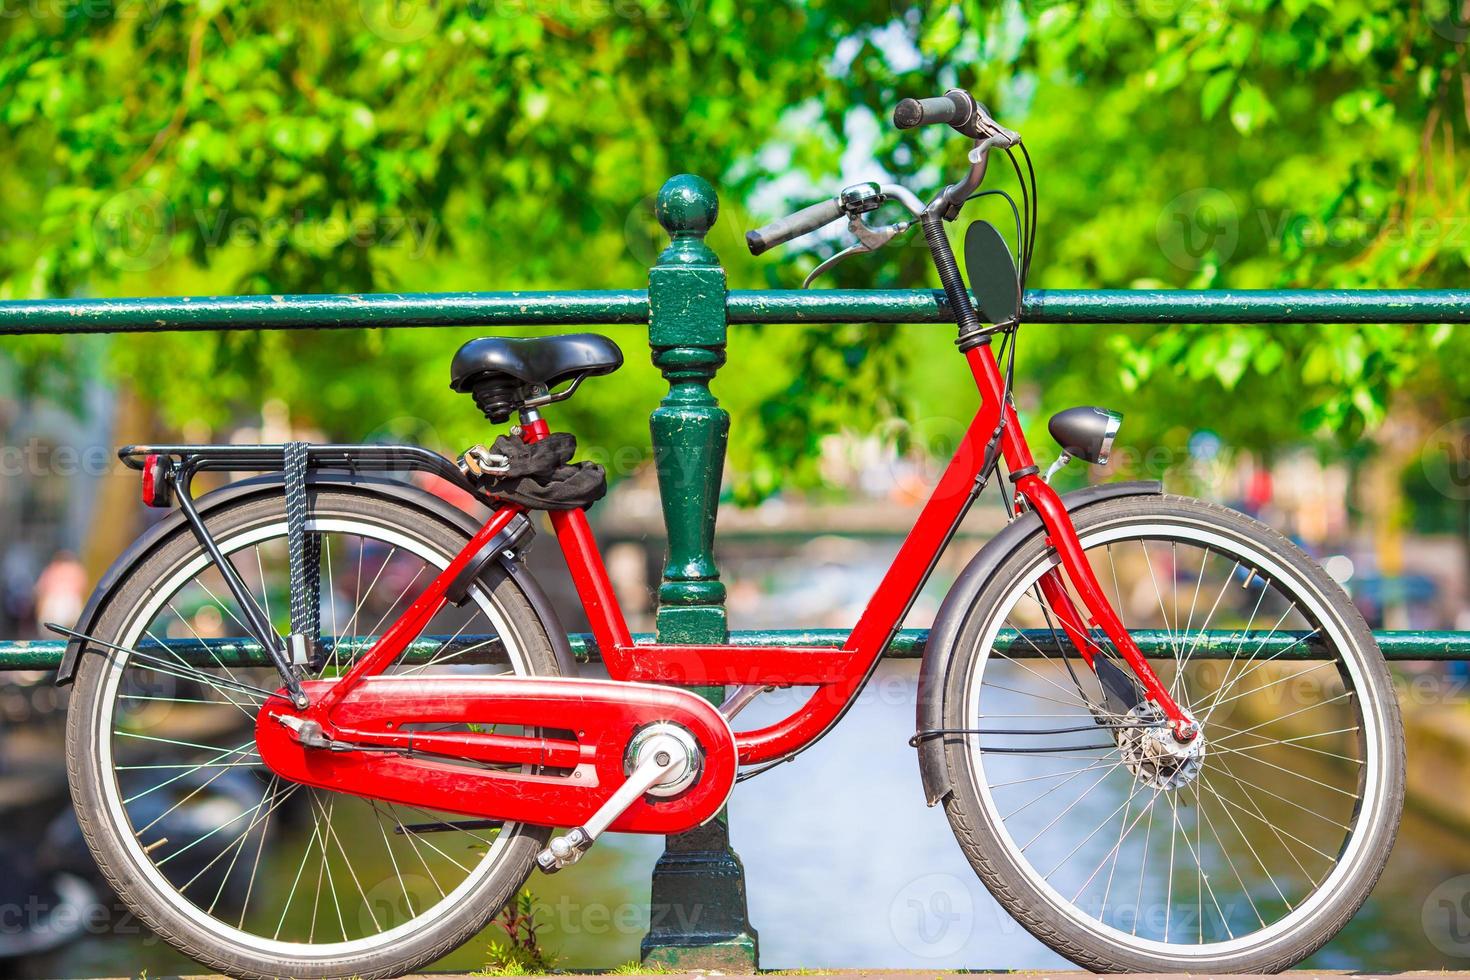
[58,91,1402,978]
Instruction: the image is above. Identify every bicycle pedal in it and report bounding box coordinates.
[536,827,593,873]
[534,724,696,873]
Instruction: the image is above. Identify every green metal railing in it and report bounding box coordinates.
[3,173,1468,967]
[2,286,1467,333]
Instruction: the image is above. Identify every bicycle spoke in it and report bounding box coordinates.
[1202,658,1334,713]
[1050,777,1162,884]
[236,775,281,930]
[1019,763,1123,854]
[1165,784,1178,942]
[360,564,429,650]
[1002,754,1126,821]
[325,532,341,673]
[306,791,381,933]
[369,800,417,920]
[1197,773,1293,910]
[1200,608,1301,724]
[343,545,397,643]
[1210,724,1364,765]
[1096,767,1143,918]
[1193,778,1264,930]
[1205,754,1352,830]
[1211,690,1353,743]
[1132,786,1156,936]
[982,679,1094,710]
[391,806,449,900]
[1175,558,1238,702]
[1067,773,1158,901]
[1141,539,1181,660]
[195,779,297,913]
[989,758,1121,790]
[124,738,260,805]
[144,626,258,721]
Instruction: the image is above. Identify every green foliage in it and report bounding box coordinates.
[606,960,682,975]
[480,890,558,976]
[0,0,1465,495]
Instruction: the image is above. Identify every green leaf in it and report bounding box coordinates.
[1201,71,1236,119]
[1228,81,1274,134]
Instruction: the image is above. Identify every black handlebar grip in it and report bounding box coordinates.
[893,94,963,129]
[746,197,845,255]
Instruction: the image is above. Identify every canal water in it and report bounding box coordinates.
[23,531,1470,976]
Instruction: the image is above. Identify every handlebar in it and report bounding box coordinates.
[744,89,1026,343]
[746,196,844,256]
[893,92,973,131]
[745,89,1021,258]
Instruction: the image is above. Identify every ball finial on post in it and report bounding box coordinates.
[655,174,719,265]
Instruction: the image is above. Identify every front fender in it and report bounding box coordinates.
[56,473,577,684]
[915,480,1162,805]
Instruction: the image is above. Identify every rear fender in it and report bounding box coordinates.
[56,474,577,684]
[915,481,1162,805]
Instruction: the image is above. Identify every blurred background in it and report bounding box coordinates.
[2,0,1470,974]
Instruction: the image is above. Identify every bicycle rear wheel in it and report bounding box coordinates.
[66,484,558,980]
[938,494,1403,973]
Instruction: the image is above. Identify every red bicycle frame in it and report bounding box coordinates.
[309,338,1191,772]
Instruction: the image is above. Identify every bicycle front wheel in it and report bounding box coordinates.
[938,494,1404,973]
[66,484,559,980]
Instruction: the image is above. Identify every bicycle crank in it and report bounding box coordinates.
[535,721,702,873]
[254,675,737,835]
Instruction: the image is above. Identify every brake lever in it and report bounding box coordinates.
[801,213,913,289]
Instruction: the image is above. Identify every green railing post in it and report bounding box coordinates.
[639,174,759,970]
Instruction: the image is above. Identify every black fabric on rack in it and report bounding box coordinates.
[478,433,606,510]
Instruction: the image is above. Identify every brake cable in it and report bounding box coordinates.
[909,720,1156,754]
[47,623,280,701]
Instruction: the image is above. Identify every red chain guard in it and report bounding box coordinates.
[255,676,737,834]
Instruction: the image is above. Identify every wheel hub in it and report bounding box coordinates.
[1116,702,1206,790]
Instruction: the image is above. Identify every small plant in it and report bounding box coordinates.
[482,890,558,976]
[605,961,682,975]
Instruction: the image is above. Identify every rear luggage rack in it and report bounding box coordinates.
[119,443,484,500]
